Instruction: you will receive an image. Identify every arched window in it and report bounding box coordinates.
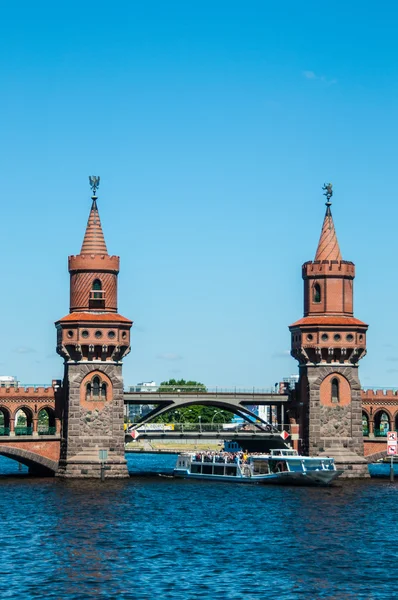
[14,408,33,435]
[313,283,321,303]
[362,412,369,437]
[90,279,105,308]
[85,375,108,401]
[0,408,10,435]
[92,279,102,299]
[331,378,339,403]
[92,376,100,397]
[374,411,390,436]
[38,407,56,435]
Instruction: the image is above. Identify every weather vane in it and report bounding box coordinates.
[322,182,333,203]
[89,176,100,196]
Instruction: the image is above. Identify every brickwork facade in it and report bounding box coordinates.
[55,184,132,478]
[289,189,369,476]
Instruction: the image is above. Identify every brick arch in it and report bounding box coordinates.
[373,407,392,432]
[373,407,392,421]
[80,370,113,410]
[12,405,34,422]
[0,445,58,474]
[311,366,361,392]
[0,405,11,419]
[38,405,56,428]
[38,404,56,413]
[320,373,351,407]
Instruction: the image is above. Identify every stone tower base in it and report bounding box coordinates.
[319,447,370,479]
[57,450,129,478]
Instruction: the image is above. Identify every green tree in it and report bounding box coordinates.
[158,379,207,393]
[154,379,234,423]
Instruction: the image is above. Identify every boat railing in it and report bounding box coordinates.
[192,454,241,465]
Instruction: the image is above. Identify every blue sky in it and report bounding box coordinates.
[1,1,398,388]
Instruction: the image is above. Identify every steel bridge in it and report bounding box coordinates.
[123,387,290,430]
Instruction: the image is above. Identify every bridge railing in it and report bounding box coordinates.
[128,422,290,434]
[125,386,282,395]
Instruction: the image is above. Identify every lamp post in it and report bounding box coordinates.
[211,411,225,425]
[198,415,202,433]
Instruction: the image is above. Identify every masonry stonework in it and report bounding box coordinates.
[55,182,132,479]
[289,187,369,477]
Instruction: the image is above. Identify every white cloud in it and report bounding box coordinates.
[156,352,182,361]
[302,71,337,86]
[272,350,291,359]
[13,346,36,354]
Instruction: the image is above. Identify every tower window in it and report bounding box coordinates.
[89,279,105,308]
[331,378,340,403]
[92,376,100,397]
[92,279,102,298]
[313,283,321,303]
[86,375,107,401]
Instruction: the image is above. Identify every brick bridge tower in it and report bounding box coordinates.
[55,177,132,478]
[289,184,369,476]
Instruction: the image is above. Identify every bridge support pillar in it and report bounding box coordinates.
[57,363,129,479]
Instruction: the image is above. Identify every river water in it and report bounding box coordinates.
[0,454,397,599]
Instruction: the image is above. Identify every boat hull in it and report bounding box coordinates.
[368,463,398,478]
[173,469,343,486]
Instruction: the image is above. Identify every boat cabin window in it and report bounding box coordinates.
[252,460,269,475]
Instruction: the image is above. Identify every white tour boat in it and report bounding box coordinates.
[173,449,343,486]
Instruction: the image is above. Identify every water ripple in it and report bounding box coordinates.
[0,455,397,599]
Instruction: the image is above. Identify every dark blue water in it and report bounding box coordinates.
[0,454,398,599]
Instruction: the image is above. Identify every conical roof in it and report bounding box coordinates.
[314,204,342,261]
[80,197,108,255]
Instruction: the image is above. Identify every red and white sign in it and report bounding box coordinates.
[387,431,397,442]
[281,430,290,440]
[387,444,397,456]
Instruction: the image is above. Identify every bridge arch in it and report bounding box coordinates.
[0,445,58,475]
[38,406,56,434]
[0,406,11,433]
[373,408,392,436]
[131,397,274,431]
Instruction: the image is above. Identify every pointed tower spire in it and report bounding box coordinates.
[314,183,342,262]
[80,176,108,255]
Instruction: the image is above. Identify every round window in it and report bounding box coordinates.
[108,331,116,339]
[81,330,89,339]
[122,331,127,340]
[67,330,74,338]
[321,334,328,341]
[95,330,102,339]
[346,334,354,342]
[306,334,313,341]
[334,334,341,341]
[359,334,363,341]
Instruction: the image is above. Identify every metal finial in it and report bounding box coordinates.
[322,182,333,205]
[89,176,100,197]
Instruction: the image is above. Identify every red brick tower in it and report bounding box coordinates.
[289,184,369,475]
[55,177,132,478]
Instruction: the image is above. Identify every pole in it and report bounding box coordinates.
[390,455,394,483]
[101,461,105,482]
